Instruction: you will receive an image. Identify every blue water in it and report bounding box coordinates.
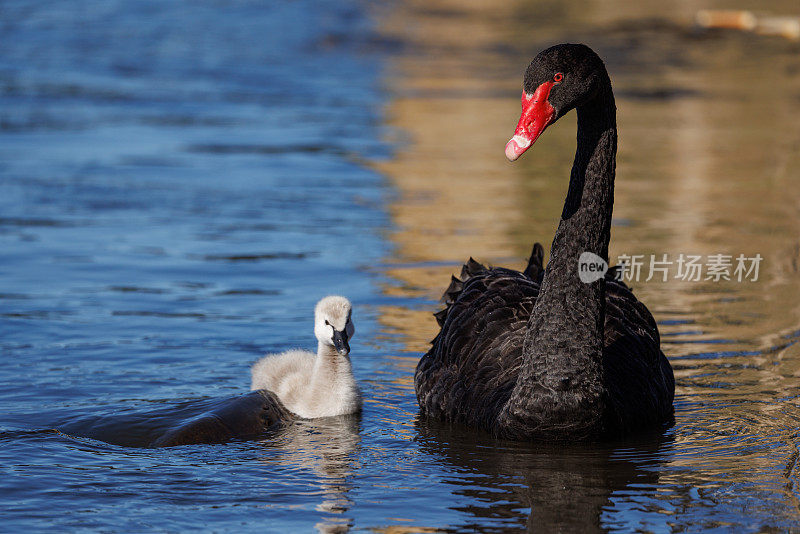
[3,1,800,532]
[0,1,396,530]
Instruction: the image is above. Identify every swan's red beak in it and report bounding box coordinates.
[505,83,556,162]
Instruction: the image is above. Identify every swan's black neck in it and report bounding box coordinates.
[561,84,617,259]
[500,78,617,439]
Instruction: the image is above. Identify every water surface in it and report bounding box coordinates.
[2,0,800,531]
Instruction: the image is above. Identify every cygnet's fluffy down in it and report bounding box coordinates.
[251,296,361,418]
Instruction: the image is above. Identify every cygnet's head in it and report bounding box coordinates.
[313,296,355,356]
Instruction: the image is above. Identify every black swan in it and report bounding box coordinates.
[414,43,674,440]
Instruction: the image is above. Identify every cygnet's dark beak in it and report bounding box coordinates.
[332,329,350,356]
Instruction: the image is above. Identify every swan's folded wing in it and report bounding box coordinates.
[415,266,540,430]
[602,276,675,433]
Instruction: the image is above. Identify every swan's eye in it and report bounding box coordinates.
[324,320,330,326]
[553,73,563,84]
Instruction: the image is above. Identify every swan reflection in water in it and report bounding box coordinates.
[255,415,362,534]
[415,416,672,532]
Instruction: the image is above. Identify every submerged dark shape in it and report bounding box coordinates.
[59,390,295,447]
[415,44,675,440]
[152,390,295,447]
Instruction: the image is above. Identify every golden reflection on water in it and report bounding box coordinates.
[371,0,800,522]
[257,417,362,533]
[374,0,800,384]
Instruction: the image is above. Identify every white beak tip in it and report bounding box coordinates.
[505,135,531,162]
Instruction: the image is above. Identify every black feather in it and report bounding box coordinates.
[523,242,545,280]
[462,257,486,279]
[433,308,448,327]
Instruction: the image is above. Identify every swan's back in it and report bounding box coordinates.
[415,252,674,437]
[250,349,361,419]
[251,349,316,400]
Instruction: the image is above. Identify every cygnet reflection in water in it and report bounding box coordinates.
[256,415,362,534]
